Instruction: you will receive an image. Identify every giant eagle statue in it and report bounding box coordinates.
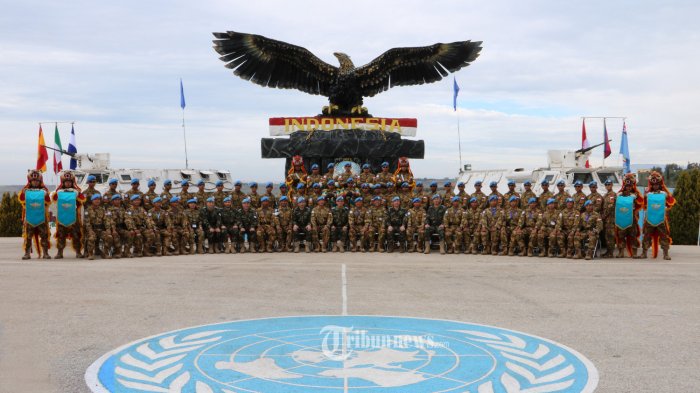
[212,31,482,116]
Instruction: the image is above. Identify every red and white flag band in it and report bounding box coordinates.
[269,117,418,137]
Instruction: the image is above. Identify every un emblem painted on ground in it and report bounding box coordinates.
[86,316,598,392]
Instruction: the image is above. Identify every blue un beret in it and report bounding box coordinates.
[130,194,141,201]
[266,182,273,188]
[392,196,401,202]
[474,180,483,186]
[546,198,556,205]
[279,196,288,202]
[181,180,188,186]
[170,196,179,203]
[297,197,306,203]
[412,198,421,203]
[108,178,118,185]
[163,179,172,185]
[261,196,270,202]
[216,180,224,187]
[223,196,232,202]
[362,163,370,169]
[336,196,344,202]
[187,198,197,204]
[431,194,441,200]
[528,197,537,204]
[584,200,592,207]
[206,197,215,202]
[152,197,162,203]
[557,179,566,186]
[589,181,598,187]
[509,196,519,202]
[317,196,325,202]
[444,182,452,187]
[110,194,121,201]
[401,182,409,188]
[241,197,250,203]
[327,180,335,186]
[451,196,460,202]
[488,195,498,202]
[280,183,287,188]
[86,175,97,182]
[541,180,549,186]
[490,181,498,187]
[381,161,389,167]
[354,197,363,203]
[574,180,583,186]
[250,182,258,187]
[234,180,242,186]
[430,182,438,187]
[91,194,102,201]
[147,179,156,187]
[131,178,139,185]
[386,182,394,187]
[197,180,205,186]
[327,163,334,169]
[313,183,321,189]
[469,197,477,203]
[566,197,574,203]
[416,181,423,187]
[372,196,381,201]
[457,182,465,187]
[297,183,305,190]
[604,179,613,185]
[311,164,319,170]
[524,181,532,186]
[508,180,516,186]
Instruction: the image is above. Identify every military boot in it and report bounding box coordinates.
[507,247,515,256]
[616,247,625,258]
[224,242,232,254]
[527,247,534,257]
[332,241,339,252]
[320,242,326,253]
[267,241,274,253]
[305,241,311,253]
[573,250,582,260]
[439,241,446,255]
[559,248,566,258]
[663,248,671,260]
[42,246,51,259]
[350,240,357,252]
[387,241,394,253]
[585,250,593,260]
[519,244,527,256]
[55,248,64,259]
[483,245,491,255]
[338,240,345,253]
[631,248,639,259]
[465,244,472,254]
[379,241,385,253]
[640,248,648,259]
[294,241,300,253]
[424,240,431,254]
[491,246,499,256]
[548,248,556,258]
[207,245,214,254]
[87,249,95,260]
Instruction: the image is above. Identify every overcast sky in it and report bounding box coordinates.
[2,0,699,184]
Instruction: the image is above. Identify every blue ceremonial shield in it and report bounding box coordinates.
[646,192,667,226]
[615,195,634,230]
[57,191,78,227]
[24,189,46,226]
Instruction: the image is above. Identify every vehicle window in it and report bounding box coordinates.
[573,173,594,184]
[120,174,131,181]
[597,172,618,184]
[544,174,555,184]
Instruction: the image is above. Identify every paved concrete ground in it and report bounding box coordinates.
[0,237,698,392]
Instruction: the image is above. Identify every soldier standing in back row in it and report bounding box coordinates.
[143,179,159,211]
[553,180,571,210]
[160,180,174,210]
[471,181,488,210]
[103,178,120,202]
[375,162,393,184]
[307,164,324,188]
[521,181,537,210]
[179,180,191,202]
[358,164,375,185]
[538,180,554,211]
[424,195,446,254]
[230,180,246,209]
[194,180,209,208]
[571,181,587,211]
[248,182,261,208]
[487,182,504,208]
[212,180,227,208]
[600,179,617,258]
[125,179,142,203]
[263,182,278,208]
[503,180,520,210]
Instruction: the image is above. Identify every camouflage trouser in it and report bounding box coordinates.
[424,225,444,242]
[616,225,640,253]
[190,225,205,252]
[368,225,386,250]
[406,226,424,245]
[349,225,369,250]
[556,229,576,253]
[154,228,172,253]
[444,226,462,251]
[278,226,293,250]
[480,227,501,253]
[642,223,671,250]
[500,226,518,250]
[330,226,348,245]
[603,218,616,251]
[257,225,277,249]
[171,227,188,252]
[537,227,559,253]
[56,224,81,253]
[133,227,155,256]
[111,227,134,256]
[86,228,113,257]
[23,223,50,254]
[312,225,330,250]
[463,226,479,251]
[515,227,537,250]
[574,229,599,255]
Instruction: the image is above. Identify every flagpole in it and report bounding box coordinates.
[457,113,463,172]
[182,107,189,169]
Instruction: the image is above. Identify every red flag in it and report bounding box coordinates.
[36,125,49,173]
[603,118,611,159]
[581,119,590,168]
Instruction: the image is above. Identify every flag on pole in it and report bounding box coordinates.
[180,79,186,109]
[452,77,460,111]
[581,118,590,168]
[620,121,631,174]
[603,118,612,159]
[68,124,78,170]
[36,125,49,173]
[53,123,63,174]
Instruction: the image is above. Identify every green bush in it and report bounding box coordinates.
[0,192,23,237]
[669,169,700,245]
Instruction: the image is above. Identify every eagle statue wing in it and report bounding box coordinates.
[354,41,482,97]
[213,31,338,96]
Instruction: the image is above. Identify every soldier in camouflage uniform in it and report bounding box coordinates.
[168,196,190,255]
[441,182,455,207]
[292,197,312,252]
[413,182,425,200]
[501,196,522,256]
[127,195,155,257]
[537,198,560,257]
[278,183,290,204]
[311,196,333,252]
[102,178,120,202]
[515,198,540,257]
[179,180,192,203]
[323,163,336,186]
[367,196,388,252]
[553,180,571,210]
[571,181,587,212]
[148,197,172,256]
[471,181,488,210]
[194,180,209,208]
[219,196,239,253]
[375,161,393,184]
[462,197,482,254]
[248,182,262,209]
[324,180,339,208]
[309,183,324,208]
[257,196,277,252]
[125,178,142,204]
[211,180,228,208]
[184,198,203,254]
[427,182,440,203]
[503,180,520,210]
[276,196,294,252]
[289,183,306,205]
[405,198,426,253]
[263,182,278,208]
[109,195,134,258]
[385,196,407,253]
[230,180,246,209]
[200,197,222,253]
[349,197,369,252]
[487,182,504,208]
[84,194,114,260]
[587,181,604,215]
[83,175,101,202]
[397,182,413,209]
[238,198,258,252]
[335,163,355,188]
[574,200,603,260]
[555,198,579,258]
[143,179,159,211]
[521,181,537,210]
[307,164,324,189]
[160,180,174,210]
[424,194,446,254]
[443,196,463,253]
[601,179,617,258]
[455,182,470,208]
[538,180,554,211]
[330,196,349,252]
[480,195,504,255]
[358,164,375,186]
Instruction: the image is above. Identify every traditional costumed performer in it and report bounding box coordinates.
[614,173,644,258]
[392,157,415,190]
[18,170,52,260]
[51,171,87,258]
[285,155,308,190]
[641,171,675,260]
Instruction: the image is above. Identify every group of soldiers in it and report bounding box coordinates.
[18,158,675,260]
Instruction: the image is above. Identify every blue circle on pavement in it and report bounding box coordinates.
[86,316,598,393]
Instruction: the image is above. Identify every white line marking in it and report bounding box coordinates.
[341,263,347,316]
